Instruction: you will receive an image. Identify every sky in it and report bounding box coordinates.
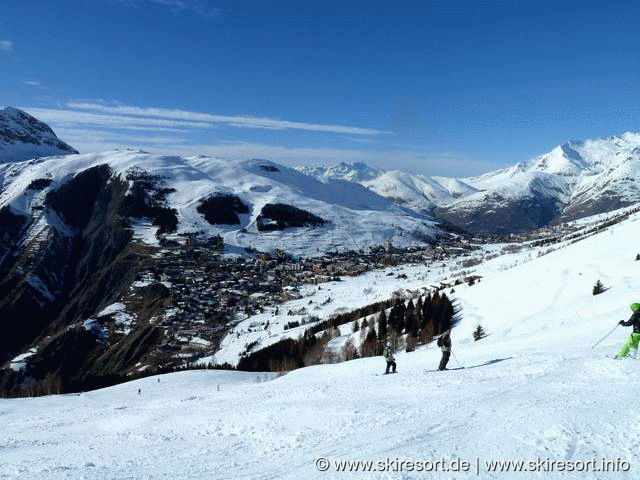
[1,1,639,177]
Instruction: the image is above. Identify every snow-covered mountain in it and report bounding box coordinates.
[296,161,382,183]
[306,134,640,234]
[0,107,78,162]
[0,150,437,256]
[364,170,479,213]
[297,162,481,216]
[437,133,640,234]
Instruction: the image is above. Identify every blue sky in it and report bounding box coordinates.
[1,1,639,176]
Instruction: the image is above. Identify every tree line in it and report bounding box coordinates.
[237,290,460,372]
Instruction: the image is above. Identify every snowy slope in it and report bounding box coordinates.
[3,207,640,479]
[299,162,480,212]
[363,170,479,212]
[0,107,77,163]
[0,150,438,256]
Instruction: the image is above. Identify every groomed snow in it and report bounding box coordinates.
[2,211,640,479]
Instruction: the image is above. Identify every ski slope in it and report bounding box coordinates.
[2,211,640,479]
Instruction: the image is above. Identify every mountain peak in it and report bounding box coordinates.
[0,107,78,163]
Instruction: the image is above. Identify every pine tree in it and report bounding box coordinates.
[473,325,487,341]
[378,309,388,340]
[421,293,433,329]
[359,317,368,341]
[387,303,397,332]
[416,296,423,314]
[407,298,415,315]
[405,299,418,339]
[395,299,406,334]
[593,280,606,295]
[361,325,378,357]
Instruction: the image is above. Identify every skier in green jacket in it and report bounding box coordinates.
[617,303,640,358]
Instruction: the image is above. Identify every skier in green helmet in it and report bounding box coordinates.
[616,303,640,358]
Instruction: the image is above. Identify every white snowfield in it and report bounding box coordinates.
[3,211,640,479]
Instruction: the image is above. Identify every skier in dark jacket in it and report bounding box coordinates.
[617,303,640,358]
[438,329,452,370]
[383,343,396,374]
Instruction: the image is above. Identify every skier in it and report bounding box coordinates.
[616,303,640,358]
[437,329,452,370]
[383,343,396,374]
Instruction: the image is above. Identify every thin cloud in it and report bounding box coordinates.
[66,102,391,136]
[20,103,498,176]
[114,0,220,17]
[28,107,497,176]
[54,126,187,152]
[22,107,213,131]
[0,40,13,52]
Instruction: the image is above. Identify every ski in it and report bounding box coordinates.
[423,367,465,373]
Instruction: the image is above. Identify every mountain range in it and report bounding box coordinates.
[300,133,640,235]
[3,108,640,241]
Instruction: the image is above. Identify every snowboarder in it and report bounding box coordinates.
[437,329,452,370]
[616,303,640,358]
[383,343,396,374]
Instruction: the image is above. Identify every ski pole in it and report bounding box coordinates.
[591,323,619,349]
[451,350,463,368]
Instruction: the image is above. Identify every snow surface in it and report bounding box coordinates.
[95,303,136,336]
[3,208,640,479]
[8,349,37,372]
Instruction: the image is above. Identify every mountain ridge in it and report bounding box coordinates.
[0,107,78,162]
[302,132,640,234]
